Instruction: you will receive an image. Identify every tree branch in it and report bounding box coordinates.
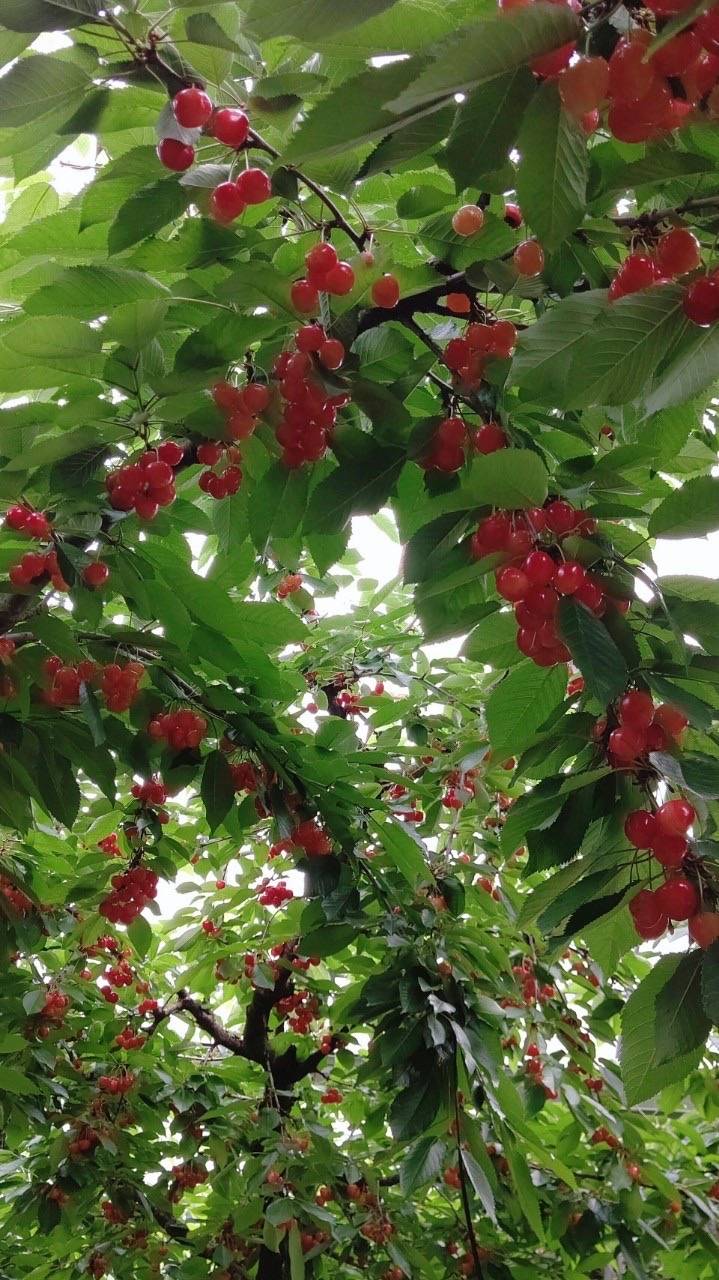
[248,129,368,250]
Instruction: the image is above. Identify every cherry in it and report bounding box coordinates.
[624,810,656,849]
[489,319,517,357]
[83,562,109,589]
[157,138,195,172]
[608,84,673,144]
[608,726,645,763]
[157,440,184,466]
[655,798,695,836]
[496,566,529,602]
[688,912,719,949]
[653,703,688,740]
[504,202,522,227]
[523,550,555,587]
[211,107,250,147]
[651,831,689,868]
[371,274,400,308]
[452,205,484,236]
[574,577,604,613]
[655,228,701,278]
[683,276,719,326]
[446,291,471,314]
[618,690,655,731]
[514,239,544,277]
[474,422,507,454]
[506,527,533,556]
[553,560,585,595]
[25,511,51,538]
[197,441,223,466]
[630,887,664,927]
[5,505,30,530]
[242,382,270,414]
[609,253,663,301]
[444,337,471,371]
[580,109,600,135]
[236,167,272,204]
[290,279,319,313]
[651,29,702,77]
[531,42,576,79]
[318,338,345,370]
[544,500,576,534]
[324,261,355,295]
[608,33,656,104]
[682,50,719,101]
[305,242,338,278]
[210,181,245,223]
[173,86,213,128]
[654,875,699,921]
[696,7,719,54]
[474,512,511,552]
[524,586,558,617]
[558,56,609,117]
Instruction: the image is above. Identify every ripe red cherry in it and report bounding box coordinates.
[211,107,250,147]
[83,562,109,589]
[496,566,529,602]
[474,513,511,552]
[236,167,272,204]
[324,261,355,295]
[655,798,695,836]
[630,887,663,927]
[654,875,699,921]
[305,241,338,276]
[241,382,271,414]
[532,41,576,78]
[688,912,719,949]
[558,56,609,117]
[290,279,319,313]
[607,84,673,144]
[197,441,223,466]
[452,205,484,236]
[504,202,522,227]
[624,810,656,849]
[474,422,507,454]
[608,726,645,763]
[574,577,604,614]
[157,440,184,466]
[609,253,663,301]
[318,338,345,370]
[446,291,471,314]
[608,33,657,103]
[514,239,544,278]
[651,29,702,77]
[157,138,195,172]
[488,320,517,358]
[544,500,575,535]
[553,560,586,595]
[618,690,655,731]
[524,586,558,617]
[371,274,400,308]
[209,182,245,223]
[173,86,213,128]
[653,703,689,740]
[683,276,719,326]
[523,550,555,587]
[696,8,719,54]
[651,832,689,868]
[655,228,701,278]
[444,338,471,371]
[437,417,465,445]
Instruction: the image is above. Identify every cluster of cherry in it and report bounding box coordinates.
[257,878,294,907]
[228,760,259,792]
[137,997,159,1016]
[147,706,208,750]
[290,817,333,856]
[156,87,272,212]
[470,499,619,667]
[41,989,70,1022]
[320,1087,343,1105]
[5,504,52,539]
[115,1025,146,1050]
[99,867,159,925]
[271,338,349,468]
[4,508,109,590]
[605,689,688,765]
[98,833,122,857]
[276,989,321,1034]
[106,441,183,519]
[277,572,302,599]
[0,874,32,914]
[169,1161,208,1202]
[438,315,518,410]
[40,655,146,712]
[590,1126,621,1149]
[98,1071,136,1095]
[196,438,243,499]
[68,1125,100,1158]
[420,413,507,473]
[131,776,168,808]
[290,240,357,315]
[102,1201,129,1225]
[300,1229,331,1255]
[104,958,134,988]
[554,19,719,144]
[9,544,66,591]
[441,766,478,810]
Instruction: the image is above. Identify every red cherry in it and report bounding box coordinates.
[574,577,605,614]
[157,440,184,466]
[83,562,110,589]
[514,239,544,277]
[157,137,195,172]
[696,7,719,54]
[651,29,702,77]
[241,382,270,414]
[654,875,699,921]
[609,253,663,301]
[211,381,244,414]
[209,181,245,223]
[211,107,250,147]
[683,276,719,326]
[488,320,517,358]
[318,338,345,370]
[688,912,719,949]
[290,279,319,313]
[553,561,586,595]
[618,690,655,731]
[173,87,213,128]
[496,566,529,602]
[452,205,484,236]
[474,422,507,454]
[371,274,400,308]
[624,810,656,849]
[544,500,576,535]
[446,291,471,314]
[295,323,325,353]
[524,586,558,617]
[523,550,555,587]
[651,831,689,868]
[305,242,338,277]
[324,262,355,295]
[608,726,645,763]
[236,167,272,204]
[134,496,159,521]
[197,441,223,466]
[653,703,689,740]
[608,33,657,103]
[531,41,576,79]
[504,202,522,227]
[475,512,511,551]
[655,798,695,836]
[558,56,609,117]
[630,888,664,927]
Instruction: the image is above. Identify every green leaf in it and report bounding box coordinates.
[300,924,359,957]
[249,462,309,551]
[0,55,88,127]
[648,476,719,540]
[558,598,628,706]
[108,181,191,255]
[128,914,153,959]
[245,0,400,41]
[367,812,428,886]
[651,752,719,800]
[509,290,608,402]
[701,943,719,1023]
[0,1066,38,1096]
[201,750,236,833]
[486,661,567,760]
[459,449,548,509]
[24,265,168,317]
[79,683,105,748]
[400,1136,446,1195]
[385,4,580,113]
[288,1224,305,1280]
[620,955,705,1105]
[504,1136,544,1240]
[444,68,535,190]
[304,444,404,534]
[516,82,587,251]
[35,744,80,828]
[461,1148,496,1221]
[0,316,103,388]
[654,950,710,1066]
[389,1070,442,1139]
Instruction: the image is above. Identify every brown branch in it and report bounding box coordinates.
[247,129,368,250]
[454,1080,485,1280]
